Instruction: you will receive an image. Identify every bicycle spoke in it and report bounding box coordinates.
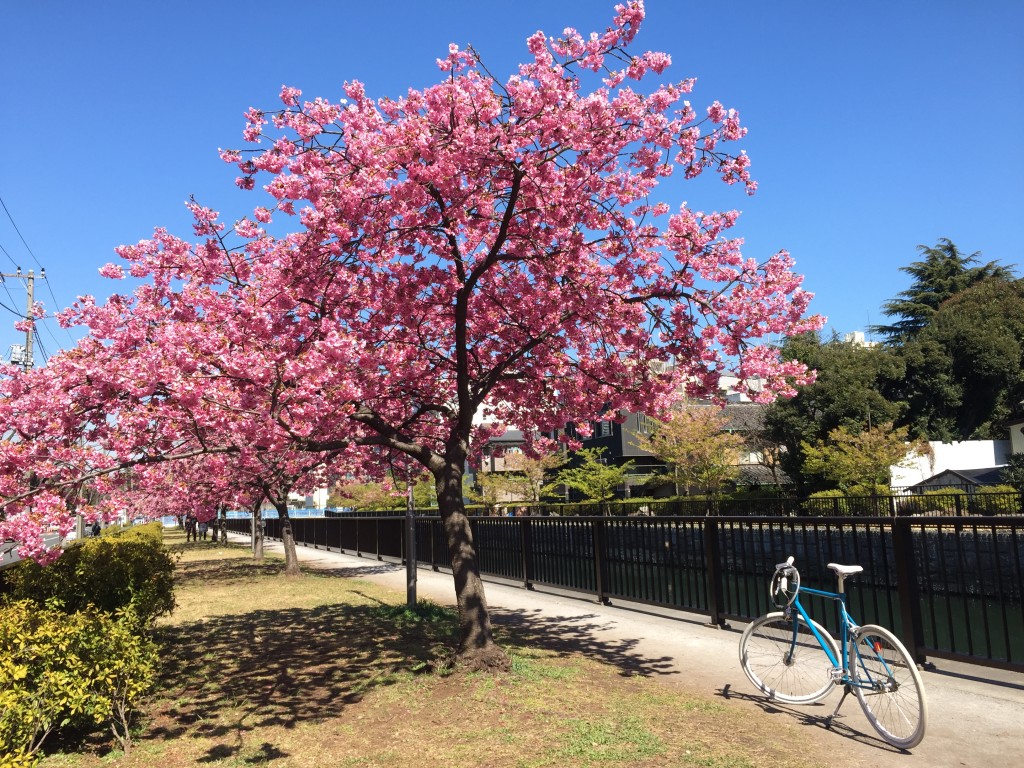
[851,625,927,749]
[739,612,837,705]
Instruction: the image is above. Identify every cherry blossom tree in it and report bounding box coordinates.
[0,1,821,669]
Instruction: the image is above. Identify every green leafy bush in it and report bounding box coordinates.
[802,489,851,516]
[0,530,175,623]
[972,485,1022,515]
[0,601,158,761]
[895,488,967,517]
[99,520,164,543]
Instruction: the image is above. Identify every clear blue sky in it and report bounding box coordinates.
[2,0,1021,366]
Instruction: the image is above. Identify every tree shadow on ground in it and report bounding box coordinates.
[148,598,453,763]
[306,563,406,580]
[171,556,289,588]
[489,605,678,678]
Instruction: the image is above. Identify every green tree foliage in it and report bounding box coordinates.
[894,279,1024,439]
[463,472,512,514]
[1001,454,1024,492]
[0,601,158,761]
[555,447,633,504]
[332,475,436,510]
[801,422,927,491]
[872,238,1015,343]
[762,332,905,491]
[504,451,568,503]
[1,528,175,623]
[634,402,743,495]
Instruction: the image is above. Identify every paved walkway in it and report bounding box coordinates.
[227,534,1024,767]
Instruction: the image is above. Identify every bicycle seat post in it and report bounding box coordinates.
[827,563,864,596]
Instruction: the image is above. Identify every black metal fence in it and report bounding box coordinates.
[318,490,1024,518]
[226,513,1024,672]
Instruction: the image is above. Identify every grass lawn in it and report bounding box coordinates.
[38,530,823,768]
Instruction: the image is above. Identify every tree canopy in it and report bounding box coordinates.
[761,332,905,491]
[0,2,822,667]
[634,402,743,495]
[872,238,1015,344]
[894,278,1024,440]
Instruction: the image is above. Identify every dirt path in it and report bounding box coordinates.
[229,535,1024,767]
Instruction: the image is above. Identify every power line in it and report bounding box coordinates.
[33,328,50,365]
[0,295,22,317]
[0,195,42,267]
[0,237,21,270]
[38,317,66,356]
[0,246,23,309]
[0,195,78,348]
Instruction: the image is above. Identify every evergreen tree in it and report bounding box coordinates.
[894,279,1024,439]
[872,238,1014,343]
[763,332,905,492]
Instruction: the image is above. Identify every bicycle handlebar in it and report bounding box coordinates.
[771,556,800,608]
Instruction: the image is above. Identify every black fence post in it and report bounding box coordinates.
[593,518,609,604]
[431,519,440,571]
[892,518,927,666]
[520,517,535,589]
[704,518,726,627]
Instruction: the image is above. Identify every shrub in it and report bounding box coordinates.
[0,601,158,761]
[0,531,175,623]
[972,485,1022,515]
[802,489,851,516]
[100,520,164,543]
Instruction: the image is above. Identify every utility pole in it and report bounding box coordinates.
[1,267,44,372]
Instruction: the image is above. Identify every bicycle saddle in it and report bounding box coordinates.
[827,563,863,577]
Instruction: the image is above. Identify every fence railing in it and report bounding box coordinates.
[312,490,1023,518]
[226,513,1024,672]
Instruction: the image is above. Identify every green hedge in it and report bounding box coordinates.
[801,487,895,517]
[0,601,158,763]
[971,485,1022,515]
[0,523,175,623]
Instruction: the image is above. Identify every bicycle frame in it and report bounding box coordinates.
[785,584,861,685]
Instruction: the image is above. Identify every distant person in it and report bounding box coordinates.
[185,515,197,542]
[198,519,209,541]
[91,520,101,537]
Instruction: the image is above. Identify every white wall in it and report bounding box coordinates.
[286,487,330,508]
[1010,421,1024,456]
[890,440,1011,487]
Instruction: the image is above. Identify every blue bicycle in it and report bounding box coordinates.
[738,557,928,749]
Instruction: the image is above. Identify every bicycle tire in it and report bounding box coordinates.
[850,624,927,749]
[739,611,839,705]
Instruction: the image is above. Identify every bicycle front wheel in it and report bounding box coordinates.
[739,611,839,705]
[850,624,927,749]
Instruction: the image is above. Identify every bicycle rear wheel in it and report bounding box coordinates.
[739,611,839,705]
[850,624,927,749]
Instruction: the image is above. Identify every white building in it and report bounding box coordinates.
[890,440,1011,488]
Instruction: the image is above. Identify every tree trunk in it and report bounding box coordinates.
[273,500,301,576]
[251,502,265,561]
[436,461,510,672]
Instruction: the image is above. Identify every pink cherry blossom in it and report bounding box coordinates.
[0,0,822,668]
